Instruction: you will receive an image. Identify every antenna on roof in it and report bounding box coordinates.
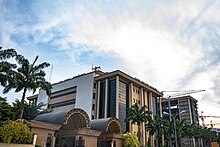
[92,65,101,71]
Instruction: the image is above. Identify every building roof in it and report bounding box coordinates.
[90,117,122,133]
[94,70,162,96]
[34,108,90,127]
[52,70,104,86]
[34,109,72,125]
[161,95,198,102]
[30,120,61,130]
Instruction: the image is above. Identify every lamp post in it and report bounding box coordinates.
[163,110,186,147]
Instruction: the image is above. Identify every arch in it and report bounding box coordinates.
[90,117,122,133]
[106,118,121,133]
[63,108,90,128]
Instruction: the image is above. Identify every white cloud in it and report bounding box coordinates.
[1,0,220,120]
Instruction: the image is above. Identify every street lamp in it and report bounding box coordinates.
[163,110,186,147]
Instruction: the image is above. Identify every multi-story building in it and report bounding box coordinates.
[28,70,104,119]
[161,95,199,125]
[161,95,199,146]
[28,69,163,146]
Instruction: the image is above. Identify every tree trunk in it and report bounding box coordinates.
[138,125,141,144]
[18,88,27,119]
[148,136,152,147]
[155,131,159,147]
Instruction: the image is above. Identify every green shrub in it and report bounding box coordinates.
[0,120,33,144]
[122,132,140,147]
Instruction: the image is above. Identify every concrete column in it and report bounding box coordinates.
[149,92,154,146]
[129,82,133,132]
[178,99,181,119]
[104,78,108,118]
[159,97,162,117]
[111,140,114,147]
[33,134,37,145]
[141,88,144,107]
[116,76,119,118]
[52,136,56,147]
[159,96,164,146]
[96,81,100,118]
[188,98,193,124]
[149,92,153,112]
[141,88,145,146]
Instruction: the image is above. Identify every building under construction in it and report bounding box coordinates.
[162,95,199,125]
[161,95,200,146]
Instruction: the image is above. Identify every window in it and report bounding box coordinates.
[94,83,96,89]
[113,140,116,147]
[137,90,140,94]
[133,88,135,92]
[92,104,95,110]
[50,100,75,109]
[93,93,96,99]
[92,115,95,119]
[46,133,52,147]
[133,98,135,103]
[76,136,85,147]
[50,90,76,99]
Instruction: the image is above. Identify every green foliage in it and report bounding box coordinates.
[125,103,151,142]
[0,97,15,125]
[0,97,49,123]
[146,114,164,147]
[0,47,52,119]
[122,132,140,147]
[0,47,18,87]
[12,99,50,120]
[0,120,33,144]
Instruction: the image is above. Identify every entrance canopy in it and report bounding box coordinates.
[34,108,90,128]
[32,108,122,147]
[90,117,122,134]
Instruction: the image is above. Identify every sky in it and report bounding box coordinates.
[1,0,220,126]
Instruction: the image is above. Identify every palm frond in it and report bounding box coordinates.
[0,48,17,60]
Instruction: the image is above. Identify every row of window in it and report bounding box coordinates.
[50,100,75,108]
[133,98,141,104]
[133,88,140,94]
[50,90,76,99]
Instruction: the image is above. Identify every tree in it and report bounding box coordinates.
[0,96,15,125]
[145,115,166,147]
[145,116,155,147]
[0,47,17,87]
[174,119,187,147]
[1,53,52,119]
[162,119,172,147]
[125,103,151,142]
[0,119,33,144]
[122,132,140,147]
[12,99,51,120]
[216,133,220,147]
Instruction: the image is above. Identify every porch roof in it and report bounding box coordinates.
[90,117,122,133]
[34,109,71,125]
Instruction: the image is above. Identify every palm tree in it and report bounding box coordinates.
[145,116,155,147]
[125,103,151,142]
[162,119,171,147]
[175,119,187,147]
[12,99,51,120]
[0,47,18,87]
[2,55,52,119]
[145,115,164,147]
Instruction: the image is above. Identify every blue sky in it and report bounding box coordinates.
[1,0,220,124]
